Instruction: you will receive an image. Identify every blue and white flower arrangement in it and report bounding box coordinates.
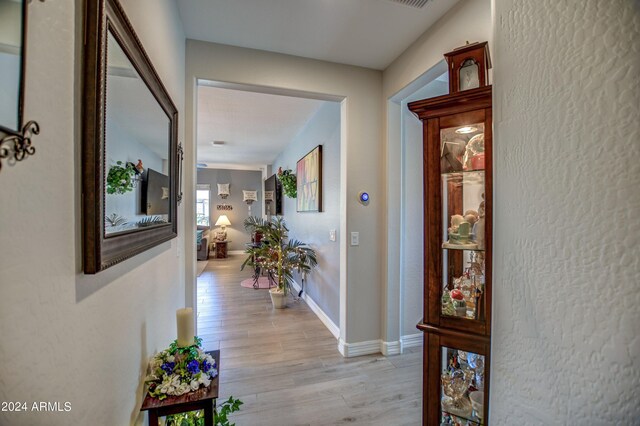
[145,337,218,400]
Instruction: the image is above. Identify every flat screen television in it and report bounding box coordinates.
[264,174,283,216]
[142,168,170,215]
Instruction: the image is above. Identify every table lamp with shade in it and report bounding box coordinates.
[214,214,231,241]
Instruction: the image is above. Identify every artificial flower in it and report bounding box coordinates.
[145,338,218,400]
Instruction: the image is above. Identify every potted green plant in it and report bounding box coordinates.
[106,160,137,194]
[242,216,317,309]
[276,167,297,198]
[164,396,243,426]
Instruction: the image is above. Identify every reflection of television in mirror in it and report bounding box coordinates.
[264,174,283,216]
[142,168,170,215]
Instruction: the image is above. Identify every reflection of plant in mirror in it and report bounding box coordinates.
[106,161,137,194]
[137,216,166,227]
[277,167,296,198]
[105,213,127,227]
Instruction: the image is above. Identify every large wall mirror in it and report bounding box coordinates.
[82,0,179,274]
[0,0,39,171]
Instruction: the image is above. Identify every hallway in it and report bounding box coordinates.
[197,254,422,425]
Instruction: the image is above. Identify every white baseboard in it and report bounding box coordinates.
[339,334,422,358]
[338,337,419,358]
[338,339,382,357]
[401,333,423,351]
[381,340,401,356]
[290,280,340,339]
[285,279,417,359]
[338,339,348,357]
[228,250,245,255]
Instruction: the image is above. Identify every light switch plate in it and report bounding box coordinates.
[350,232,359,246]
[329,229,336,241]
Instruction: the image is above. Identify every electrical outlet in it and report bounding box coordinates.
[350,232,359,246]
[329,229,336,241]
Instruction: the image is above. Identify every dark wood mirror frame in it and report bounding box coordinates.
[82,0,179,274]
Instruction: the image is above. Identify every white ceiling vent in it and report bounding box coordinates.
[386,0,431,9]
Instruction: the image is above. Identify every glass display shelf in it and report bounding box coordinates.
[441,346,486,425]
[440,122,485,174]
[441,170,486,252]
[441,250,485,320]
[441,169,486,179]
[409,78,492,425]
[443,245,485,252]
[441,120,486,256]
[441,409,483,425]
[441,139,486,321]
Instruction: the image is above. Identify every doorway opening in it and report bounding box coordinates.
[193,80,345,352]
[387,60,449,353]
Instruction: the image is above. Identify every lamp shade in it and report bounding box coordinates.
[215,215,231,227]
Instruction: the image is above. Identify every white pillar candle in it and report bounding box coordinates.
[176,308,194,347]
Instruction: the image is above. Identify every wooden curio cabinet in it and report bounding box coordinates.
[409,54,492,424]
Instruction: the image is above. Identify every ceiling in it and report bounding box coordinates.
[197,85,327,168]
[177,0,460,70]
[186,0,460,168]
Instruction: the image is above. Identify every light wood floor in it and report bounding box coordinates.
[197,254,422,426]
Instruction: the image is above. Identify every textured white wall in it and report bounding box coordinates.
[272,102,342,325]
[0,0,185,424]
[491,0,640,423]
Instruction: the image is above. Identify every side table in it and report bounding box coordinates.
[212,240,230,259]
[141,350,220,426]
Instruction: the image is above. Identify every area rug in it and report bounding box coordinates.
[197,261,207,277]
[240,276,275,289]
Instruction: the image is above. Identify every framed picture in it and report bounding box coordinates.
[296,145,322,212]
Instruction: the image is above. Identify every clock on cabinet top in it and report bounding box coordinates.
[444,41,491,94]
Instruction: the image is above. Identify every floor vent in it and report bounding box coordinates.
[386,0,431,9]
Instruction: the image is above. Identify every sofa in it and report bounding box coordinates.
[197,225,210,261]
